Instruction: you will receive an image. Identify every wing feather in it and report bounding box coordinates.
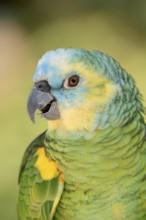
[17,131,63,220]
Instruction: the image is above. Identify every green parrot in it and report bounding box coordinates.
[17,48,146,220]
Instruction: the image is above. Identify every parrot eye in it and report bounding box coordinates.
[64,75,80,89]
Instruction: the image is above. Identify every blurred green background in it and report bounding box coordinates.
[0,0,146,219]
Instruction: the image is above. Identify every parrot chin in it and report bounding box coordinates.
[27,86,60,123]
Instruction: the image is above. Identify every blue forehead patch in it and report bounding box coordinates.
[33,52,66,89]
[33,64,64,89]
[32,48,103,89]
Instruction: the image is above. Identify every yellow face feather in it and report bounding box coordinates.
[48,63,119,135]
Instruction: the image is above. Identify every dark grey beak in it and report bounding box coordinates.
[27,82,60,123]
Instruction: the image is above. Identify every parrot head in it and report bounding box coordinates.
[27,48,144,138]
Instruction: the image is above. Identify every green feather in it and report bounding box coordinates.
[17,132,63,220]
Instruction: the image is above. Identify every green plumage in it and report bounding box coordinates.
[18,48,146,220]
[18,132,60,220]
[45,120,146,220]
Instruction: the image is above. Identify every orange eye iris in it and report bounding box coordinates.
[68,75,80,87]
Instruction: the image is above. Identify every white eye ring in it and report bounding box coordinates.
[63,75,81,89]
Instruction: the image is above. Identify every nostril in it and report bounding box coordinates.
[38,84,43,89]
[35,80,50,92]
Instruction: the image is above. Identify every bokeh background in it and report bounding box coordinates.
[0,0,146,219]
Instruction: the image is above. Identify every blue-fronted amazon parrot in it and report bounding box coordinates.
[17,48,146,220]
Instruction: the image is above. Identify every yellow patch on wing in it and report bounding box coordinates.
[35,147,59,180]
[112,202,125,220]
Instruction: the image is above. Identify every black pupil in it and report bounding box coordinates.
[71,79,76,83]
[69,76,79,86]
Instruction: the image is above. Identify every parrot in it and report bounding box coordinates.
[17,48,146,220]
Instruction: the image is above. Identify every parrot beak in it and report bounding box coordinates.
[27,85,60,123]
